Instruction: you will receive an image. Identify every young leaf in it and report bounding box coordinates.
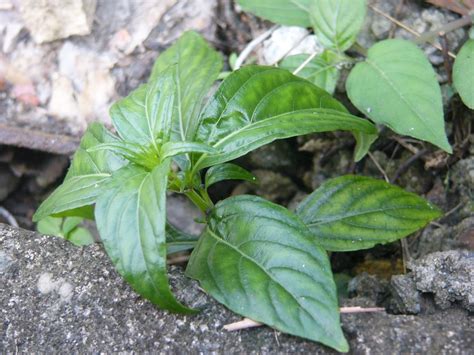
[166,222,198,255]
[62,217,83,236]
[205,163,257,188]
[346,39,452,153]
[150,31,223,142]
[110,67,176,146]
[37,216,63,237]
[33,123,126,222]
[67,227,95,246]
[279,52,341,94]
[353,131,378,162]
[186,195,348,352]
[296,175,442,251]
[160,141,218,160]
[95,162,194,313]
[236,0,312,27]
[453,39,474,109]
[309,0,367,52]
[194,66,376,169]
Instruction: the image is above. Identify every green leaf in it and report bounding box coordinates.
[236,0,312,27]
[166,222,198,255]
[205,163,257,188]
[296,175,442,252]
[95,162,194,313]
[150,31,223,142]
[37,216,63,237]
[67,227,95,246]
[353,131,378,162]
[279,52,341,94]
[160,141,218,160]
[453,39,474,109]
[346,39,452,153]
[110,67,176,147]
[33,123,126,222]
[309,0,367,52]
[186,195,348,352]
[62,217,83,236]
[194,66,375,169]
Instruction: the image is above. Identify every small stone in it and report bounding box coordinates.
[389,275,421,314]
[18,0,97,44]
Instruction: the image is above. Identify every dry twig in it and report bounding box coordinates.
[0,206,19,227]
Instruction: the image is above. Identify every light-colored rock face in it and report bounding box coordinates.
[18,0,97,43]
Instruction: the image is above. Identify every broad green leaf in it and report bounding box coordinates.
[33,123,126,221]
[346,39,452,153]
[110,67,176,147]
[296,175,442,251]
[150,31,223,142]
[160,142,218,160]
[67,227,94,246]
[194,66,376,169]
[186,195,348,352]
[453,39,474,109]
[236,0,312,27]
[279,52,341,94]
[309,0,367,52]
[95,163,194,313]
[205,163,257,188]
[166,222,198,255]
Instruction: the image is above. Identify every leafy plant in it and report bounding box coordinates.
[237,0,454,154]
[453,39,474,109]
[37,216,94,246]
[34,31,441,352]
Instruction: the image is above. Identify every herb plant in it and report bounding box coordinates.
[237,0,456,155]
[34,31,441,352]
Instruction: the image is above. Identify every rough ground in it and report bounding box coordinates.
[1,224,472,353]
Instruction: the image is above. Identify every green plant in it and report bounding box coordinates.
[34,31,441,352]
[37,216,94,246]
[237,0,460,155]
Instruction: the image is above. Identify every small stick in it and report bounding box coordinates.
[293,51,318,75]
[166,255,190,265]
[0,206,19,227]
[390,149,428,183]
[368,152,389,183]
[224,307,385,331]
[234,26,278,70]
[369,5,456,59]
[270,33,311,66]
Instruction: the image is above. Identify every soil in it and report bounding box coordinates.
[0,0,472,353]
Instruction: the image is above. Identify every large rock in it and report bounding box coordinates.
[0,224,472,353]
[18,0,97,43]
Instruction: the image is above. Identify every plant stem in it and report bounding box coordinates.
[185,189,211,213]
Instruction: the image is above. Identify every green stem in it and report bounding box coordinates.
[185,189,210,213]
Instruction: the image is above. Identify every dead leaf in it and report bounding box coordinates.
[426,0,474,15]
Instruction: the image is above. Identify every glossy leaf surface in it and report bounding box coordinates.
[296,175,442,251]
[279,52,341,94]
[346,39,452,153]
[186,195,348,352]
[95,163,194,313]
[150,31,223,141]
[110,68,175,147]
[205,163,257,188]
[236,0,312,27]
[309,0,367,52]
[453,39,474,109]
[195,66,376,169]
[160,141,218,160]
[33,123,125,221]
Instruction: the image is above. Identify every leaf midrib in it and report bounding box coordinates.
[365,58,439,140]
[305,205,429,227]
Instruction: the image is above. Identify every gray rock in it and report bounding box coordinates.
[348,272,388,305]
[409,250,474,311]
[389,275,421,314]
[1,224,473,353]
[18,0,96,43]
